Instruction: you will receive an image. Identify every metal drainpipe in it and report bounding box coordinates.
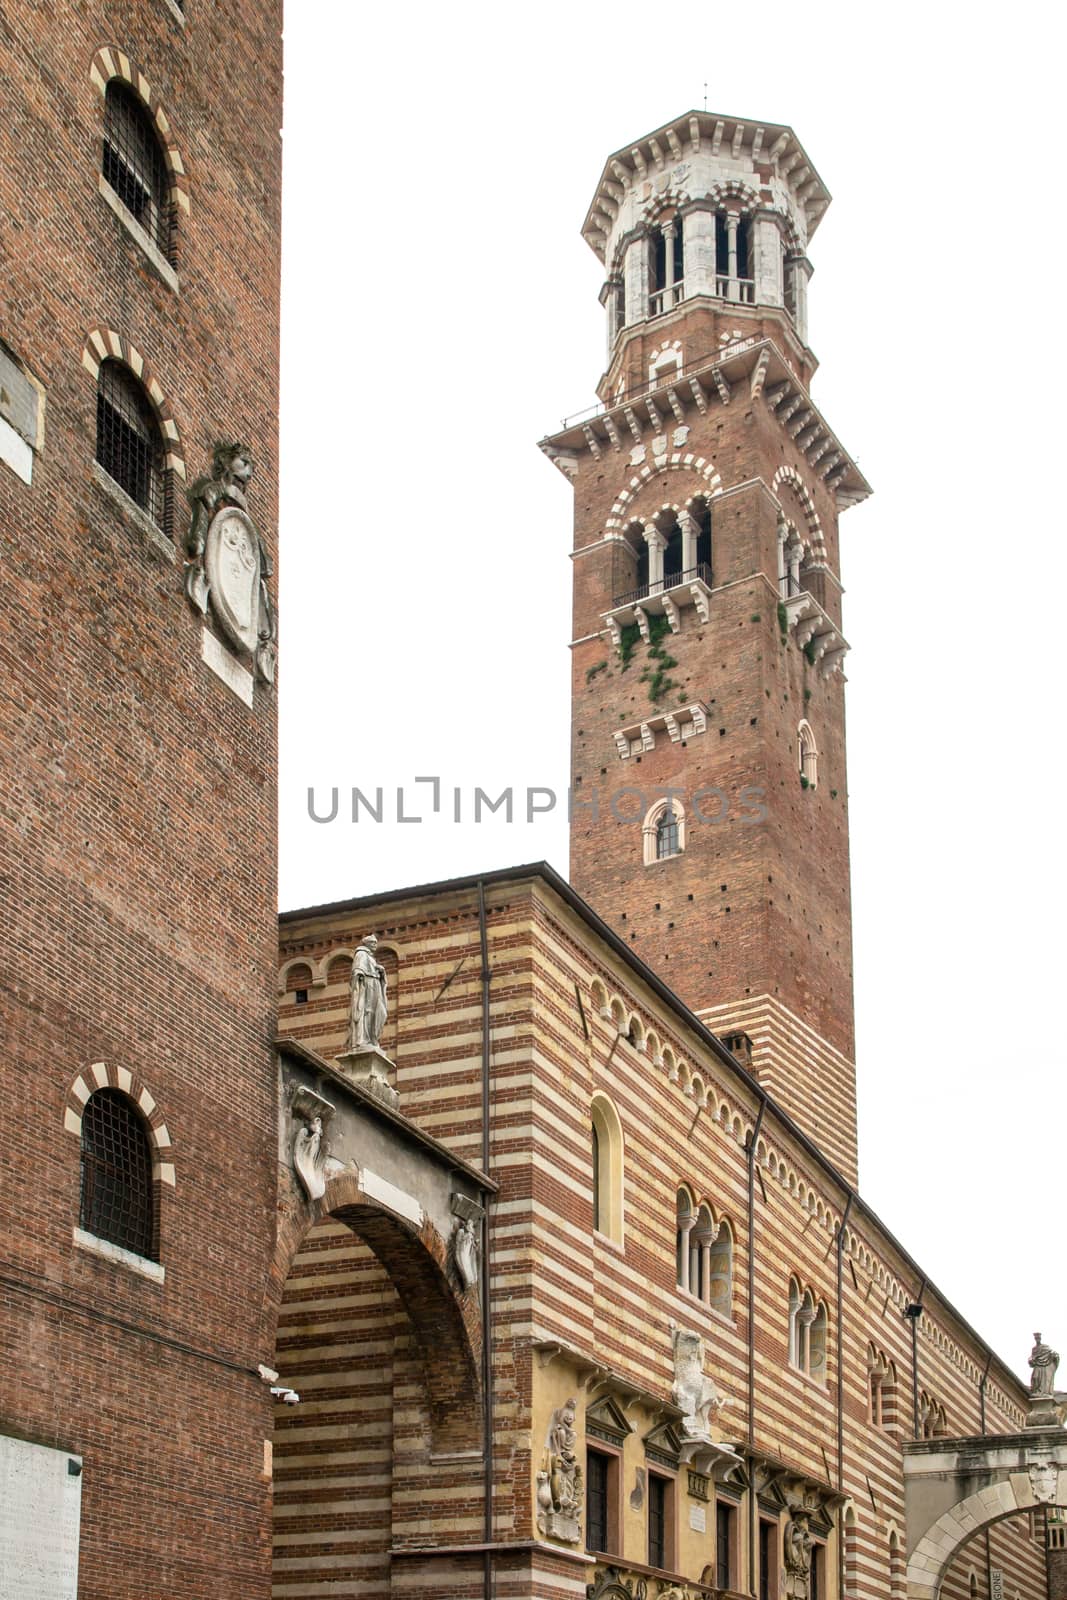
[836,1193,853,1599]
[477,880,494,1600]
[746,1096,767,1599]
[905,1279,926,1439]
[979,1350,991,1436]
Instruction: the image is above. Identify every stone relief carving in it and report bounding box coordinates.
[586,1570,704,1600]
[1026,1331,1062,1426]
[290,1085,341,1201]
[783,1511,814,1598]
[536,1396,583,1544]
[1029,1457,1059,1503]
[185,442,277,683]
[449,1193,484,1290]
[335,934,397,1108]
[671,1327,722,1440]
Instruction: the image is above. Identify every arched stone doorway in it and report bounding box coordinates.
[268,1044,492,1600]
[904,1431,1067,1597]
[268,1178,485,1599]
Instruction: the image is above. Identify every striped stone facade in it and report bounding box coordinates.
[274,867,1046,1598]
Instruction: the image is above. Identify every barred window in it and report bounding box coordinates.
[103,80,173,262]
[79,1089,155,1260]
[96,360,166,524]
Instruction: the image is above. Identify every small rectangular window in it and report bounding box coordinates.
[294,988,308,1005]
[716,1499,735,1589]
[586,1449,610,1553]
[648,1473,668,1569]
[759,1519,778,1600]
[809,1540,825,1600]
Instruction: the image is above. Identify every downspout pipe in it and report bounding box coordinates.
[836,1193,854,1599]
[904,1277,926,1440]
[979,1349,992,1436]
[746,1095,767,1599]
[477,880,494,1600]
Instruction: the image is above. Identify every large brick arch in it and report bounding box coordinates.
[268,1168,483,1453]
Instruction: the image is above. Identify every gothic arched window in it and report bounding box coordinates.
[103,79,174,262]
[798,720,818,790]
[79,1089,155,1260]
[644,798,685,865]
[96,359,166,523]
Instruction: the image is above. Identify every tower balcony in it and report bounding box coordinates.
[604,564,714,643]
[781,589,849,678]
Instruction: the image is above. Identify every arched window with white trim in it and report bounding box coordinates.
[80,1089,156,1260]
[103,79,174,263]
[797,720,818,790]
[591,1093,624,1244]
[643,797,685,865]
[96,358,166,524]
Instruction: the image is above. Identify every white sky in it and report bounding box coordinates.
[279,1,1066,1385]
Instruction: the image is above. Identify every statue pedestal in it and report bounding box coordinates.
[335,1046,398,1110]
[1025,1396,1062,1429]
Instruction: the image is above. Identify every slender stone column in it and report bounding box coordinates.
[663,219,676,300]
[644,524,667,591]
[726,213,740,302]
[680,511,697,574]
[677,1217,695,1292]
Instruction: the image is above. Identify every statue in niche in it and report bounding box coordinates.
[347,934,388,1052]
[185,441,277,683]
[536,1397,583,1544]
[1029,1333,1060,1398]
[783,1513,814,1598]
[453,1217,479,1289]
[290,1085,339,1202]
[671,1327,721,1438]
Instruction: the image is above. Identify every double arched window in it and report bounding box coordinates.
[103,79,174,264]
[96,359,166,524]
[79,1089,156,1261]
[675,1190,734,1314]
[788,1276,828,1383]
[867,1343,899,1428]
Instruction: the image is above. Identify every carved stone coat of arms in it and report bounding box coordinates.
[184,441,277,683]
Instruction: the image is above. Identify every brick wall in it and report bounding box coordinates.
[0,1,281,1594]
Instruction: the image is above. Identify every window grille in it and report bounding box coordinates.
[79,1089,155,1260]
[103,80,173,262]
[96,359,166,524]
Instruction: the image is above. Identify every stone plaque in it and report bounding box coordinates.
[0,348,40,447]
[0,1434,82,1598]
[689,1502,707,1533]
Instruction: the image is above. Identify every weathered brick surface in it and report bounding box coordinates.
[561,320,857,1170]
[0,1,281,1594]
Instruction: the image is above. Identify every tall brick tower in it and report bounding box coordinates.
[0,4,282,1595]
[541,112,871,1181]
